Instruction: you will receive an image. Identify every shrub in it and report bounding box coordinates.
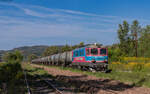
[2,50,23,63]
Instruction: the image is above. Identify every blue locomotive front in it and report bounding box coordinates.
[72,45,108,71]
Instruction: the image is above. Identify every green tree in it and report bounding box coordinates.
[61,44,72,52]
[117,20,131,56]
[78,42,84,47]
[138,25,150,57]
[28,54,38,62]
[108,47,121,62]
[131,20,141,57]
[15,50,23,62]
[2,50,23,62]
[42,46,59,56]
[71,42,85,50]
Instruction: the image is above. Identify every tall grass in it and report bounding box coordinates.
[110,57,150,72]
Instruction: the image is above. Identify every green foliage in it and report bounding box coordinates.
[108,47,121,62]
[117,20,131,56]
[0,46,48,61]
[130,20,141,57]
[22,63,48,76]
[2,50,23,63]
[138,25,150,57]
[0,51,24,93]
[116,20,146,57]
[0,61,22,82]
[42,46,59,56]
[78,42,84,47]
[61,44,72,52]
[132,63,144,72]
[28,54,38,62]
[0,61,23,94]
[42,42,85,56]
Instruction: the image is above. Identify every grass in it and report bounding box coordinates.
[22,63,48,76]
[33,63,150,88]
[22,63,55,93]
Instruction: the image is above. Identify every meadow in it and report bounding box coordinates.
[110,57,150,72]
[36,57,150,88]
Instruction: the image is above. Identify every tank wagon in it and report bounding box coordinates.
[32,44,109,72]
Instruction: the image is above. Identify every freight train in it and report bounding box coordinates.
[32,44,109,72]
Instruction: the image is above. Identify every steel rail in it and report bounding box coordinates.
[39,75,63,94]
[23,69,31,94]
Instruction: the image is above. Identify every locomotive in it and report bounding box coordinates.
[32,44,109,72]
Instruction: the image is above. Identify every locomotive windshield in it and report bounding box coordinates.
[91,48,98,55]
[100,48,106,55]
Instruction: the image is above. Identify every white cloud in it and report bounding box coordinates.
[0,2,149,50]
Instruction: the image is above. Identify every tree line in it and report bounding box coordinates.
[27,42,84,61]
[109,20,150,61]
[28,19,150,62]
[2,20,148,62]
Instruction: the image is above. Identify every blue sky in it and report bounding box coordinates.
[1,0,150,50]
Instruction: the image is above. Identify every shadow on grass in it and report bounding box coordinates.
[24,68,54,94]
[54,75,136,93]
[25,67,139,94]
[25,67,89,94]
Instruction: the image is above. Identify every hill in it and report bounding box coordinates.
[0,45,49,61]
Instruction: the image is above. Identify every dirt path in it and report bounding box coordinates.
[31,64,150,94]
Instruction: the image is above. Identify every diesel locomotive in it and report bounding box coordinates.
[32,44,109,72]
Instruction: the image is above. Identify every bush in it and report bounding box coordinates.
[2,50,23,63]
[108,47,122,62]
[0,61,22,82]
[0,51,24,93]
[0,61,23,94]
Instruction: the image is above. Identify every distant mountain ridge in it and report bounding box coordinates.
[0,45,49,61]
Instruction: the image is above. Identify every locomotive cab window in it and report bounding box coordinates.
[79,50,82,56]
[74,51,78,56]
[100,48,106,55]
[91,48,98,55]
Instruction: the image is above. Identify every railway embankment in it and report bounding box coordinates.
[31,63,150,94]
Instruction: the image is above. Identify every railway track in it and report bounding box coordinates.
[23,69,32,94]
[23,70,74,94]
[39,75,64,94]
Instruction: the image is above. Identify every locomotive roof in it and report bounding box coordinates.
[74,44,105,50]
[86,45,102,48]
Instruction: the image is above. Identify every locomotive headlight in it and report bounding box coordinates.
[92,58,96,63]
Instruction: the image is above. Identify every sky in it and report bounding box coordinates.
[1,0,150,50]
